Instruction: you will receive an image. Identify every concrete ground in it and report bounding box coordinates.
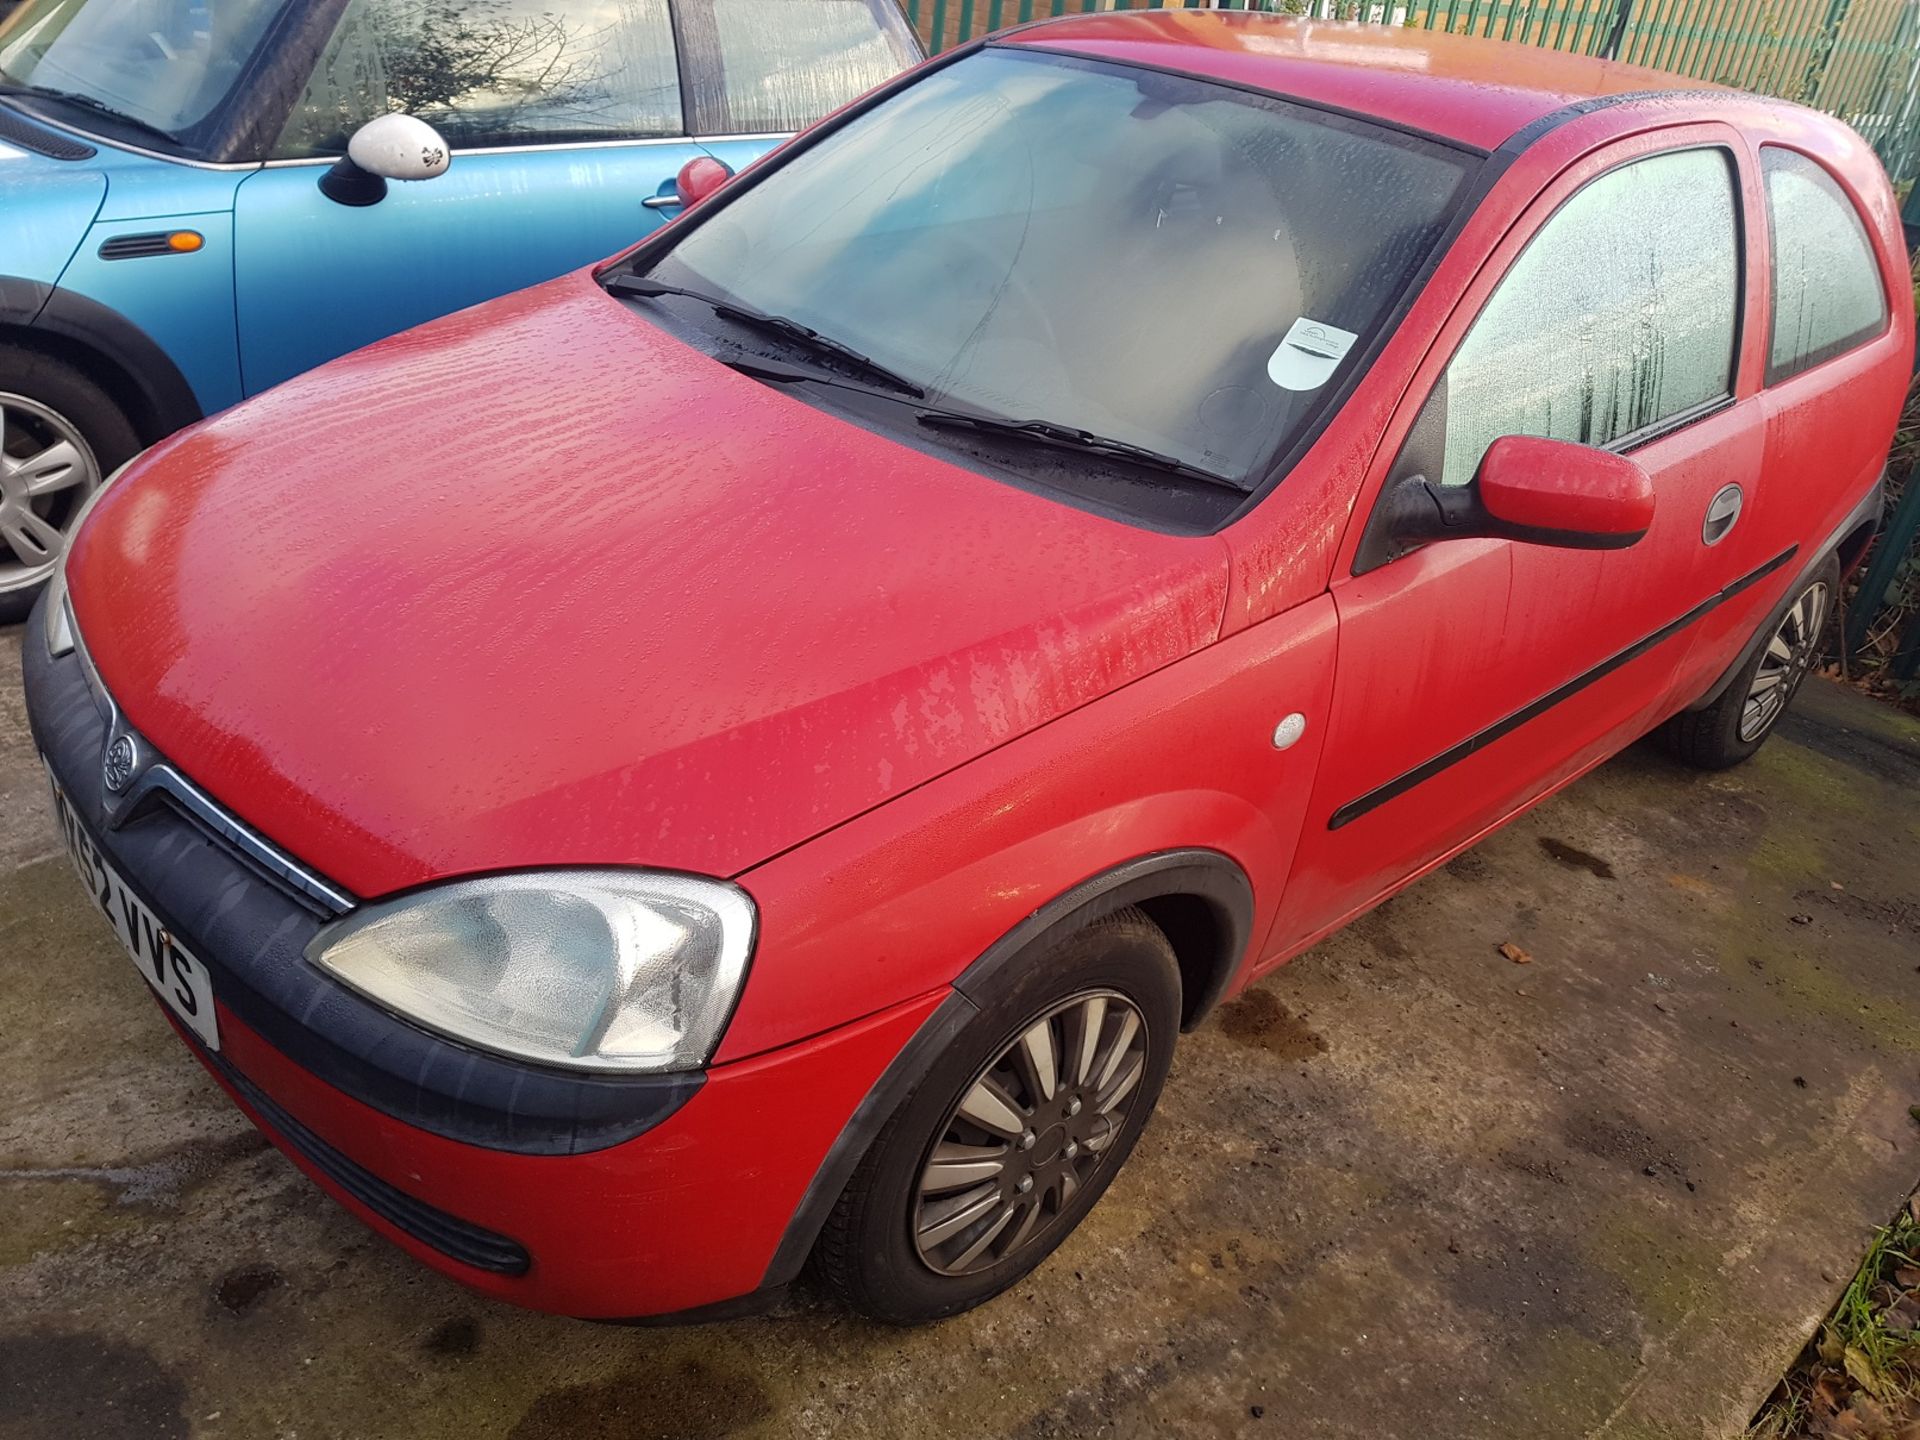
[2,622,1918,1440]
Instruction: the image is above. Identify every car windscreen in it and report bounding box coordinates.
[0,0,291,145]
[646,46,1474,492]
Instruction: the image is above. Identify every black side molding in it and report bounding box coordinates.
[1330,547,1799,829]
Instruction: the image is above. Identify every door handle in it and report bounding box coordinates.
[642,192,683,210]
[1703,483,1743,546]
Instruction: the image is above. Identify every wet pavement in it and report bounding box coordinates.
[3,620,1918,1439]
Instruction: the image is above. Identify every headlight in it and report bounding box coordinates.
[306,871,756,1073]
[44,457,137,658]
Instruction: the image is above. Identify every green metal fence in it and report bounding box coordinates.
[903,0,1920,191]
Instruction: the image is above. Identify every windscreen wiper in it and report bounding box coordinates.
[607,273,926,400]
[916,408,1243,492]
[0,85,185,149]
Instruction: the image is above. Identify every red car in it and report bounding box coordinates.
[24,13,1913,1325]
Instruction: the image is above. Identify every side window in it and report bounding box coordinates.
[1408,147,1741,488]
[676,0,922,136]
[273,0,684,159]
[1761,147,1889,383]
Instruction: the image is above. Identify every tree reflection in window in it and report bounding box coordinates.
[274,0,683,157]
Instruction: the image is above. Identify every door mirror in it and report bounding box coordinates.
[1476,436,1655,547]
[320,114,452,208]
[1369,435,1654,564]
[675,156,735,209]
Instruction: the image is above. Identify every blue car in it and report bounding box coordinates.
[0,0,920,618]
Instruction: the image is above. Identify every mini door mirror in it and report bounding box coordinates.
[675,156,735,208]
[1368,435,1655,567]
[320,114,452,207]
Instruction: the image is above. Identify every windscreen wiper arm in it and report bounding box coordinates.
[916,408,1242,492]
[607,273,926,400]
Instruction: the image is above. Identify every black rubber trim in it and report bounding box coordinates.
[950,848,1254,1027]
[1687,475,1886,712]
[757,848,1254,1290]
[198,1038,531,1276]
[23,613,705,1156]
[0,276,53,325]
[0,105,96,160]
[1329,546,1799,829]
[757,990,978,1292]
[599,1284,791,1328]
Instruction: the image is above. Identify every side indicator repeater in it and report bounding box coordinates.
[98,231,205,261]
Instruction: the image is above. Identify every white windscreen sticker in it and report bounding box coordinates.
[1268,318,1359,391]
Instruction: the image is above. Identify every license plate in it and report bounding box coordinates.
[44,758,220,1051]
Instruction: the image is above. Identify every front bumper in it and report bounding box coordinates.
[23,602,940,1317]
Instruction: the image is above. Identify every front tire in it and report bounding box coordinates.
[813,908,1180,1324]
[0,347,140,625]
[1660,557,1838,770]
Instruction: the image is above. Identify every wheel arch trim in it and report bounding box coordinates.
[758,848,1254,1292]
[0,277,204,443]
[948,848,1255,1030]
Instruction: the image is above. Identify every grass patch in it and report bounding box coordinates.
[1748,1195,1920,1438]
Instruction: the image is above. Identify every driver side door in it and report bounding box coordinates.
[1271,127,1763,955]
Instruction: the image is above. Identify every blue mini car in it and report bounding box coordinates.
[0,0,920,618]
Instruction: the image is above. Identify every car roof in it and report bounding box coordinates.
[1004,11,1718,152]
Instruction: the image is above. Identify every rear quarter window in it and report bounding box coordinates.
[1761,146,1889,384]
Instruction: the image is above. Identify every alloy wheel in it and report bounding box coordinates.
[912,989,1150,1277]
[0,393,102,596]
[1740,581,1829,742]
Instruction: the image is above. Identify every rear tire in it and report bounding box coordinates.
[1660,557,1838,770]
[0,346,140,625]
[813,908,1180,1324]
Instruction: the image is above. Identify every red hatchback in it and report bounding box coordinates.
[24,13,1914,1324]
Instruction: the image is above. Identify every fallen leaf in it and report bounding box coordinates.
[1843,1346,1884,1399]
[1812,1366,1849,1411]
[1499,942,1532,965]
